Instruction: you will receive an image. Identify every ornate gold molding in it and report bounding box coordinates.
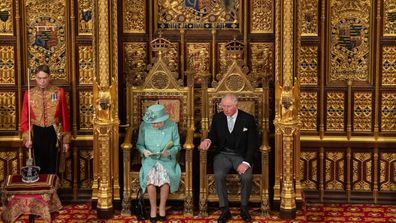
[156,0,241,30]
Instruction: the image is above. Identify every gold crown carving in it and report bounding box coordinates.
[225,38,244,59]
[151,35,171,53]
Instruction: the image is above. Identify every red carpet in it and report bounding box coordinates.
[1,203,395,223]
[305,203,396,222]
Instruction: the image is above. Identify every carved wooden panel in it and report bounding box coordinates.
[381,92,396,132]
[79,91,94,130]
[352,152,372,191]
[123,42,148,86]
[79,150,94,189]
[300,151,319,190]
[299,0,396,204]
[0,45,15,84]
[0,0,13,35]
[249,43,274,82]
[163,42,179,74]
[353,92,372,132]
[78,0,93,35]
[61,151,72,188]
[122,0,145,33]
[300,0,318,36]
[325,151,345,190]
[329,0,371,82]
[25,0,67,80]
[326,92,345,131]
[384,0,396,36]
[382,47,396,86]
[0,151,18,183]
[379,152,396,191]
[300,91,317,131]
[78,46,94,84]
[186,42,210,84]
[0,92,16,130]
[299,46,318,86]
[250,0,273,33]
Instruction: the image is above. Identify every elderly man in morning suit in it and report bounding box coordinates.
[200,94,259,223]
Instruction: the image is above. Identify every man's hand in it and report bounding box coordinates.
[199,139,211,151]
[63,143,69,153]
[237,163,250,175]
[143,149,152,157]
[25,140,32,149]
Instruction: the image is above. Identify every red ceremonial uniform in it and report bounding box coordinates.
[20,85,70,155]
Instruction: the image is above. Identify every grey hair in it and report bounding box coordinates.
[221,94,238,106]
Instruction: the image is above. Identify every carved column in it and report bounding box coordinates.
[275,0,301,219]
[92,0,119,218]
[274,120,300,219]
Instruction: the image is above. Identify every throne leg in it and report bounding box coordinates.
[121,196,131,215]
[184,194,193,215]
[199,195,208,216]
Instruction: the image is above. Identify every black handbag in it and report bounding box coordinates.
[133,188,146,220]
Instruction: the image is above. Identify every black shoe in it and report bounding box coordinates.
[240,208,252,222]
[218,209,231,223]
[158,215,166,221]
[150,216,157,223]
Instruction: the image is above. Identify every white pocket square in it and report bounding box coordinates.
[243,128,248,131]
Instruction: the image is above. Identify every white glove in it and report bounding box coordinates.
[143,149,152,158]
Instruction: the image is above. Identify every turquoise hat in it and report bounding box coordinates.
[143,104,169,123]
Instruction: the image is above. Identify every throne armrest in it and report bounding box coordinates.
[121,126,134,152]
[183,126,195,150]
[121,125,134,211]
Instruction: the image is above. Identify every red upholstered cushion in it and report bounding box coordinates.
[3,174,58,192]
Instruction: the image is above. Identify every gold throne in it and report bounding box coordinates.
[121,37,194,215]
[199,40,270,216]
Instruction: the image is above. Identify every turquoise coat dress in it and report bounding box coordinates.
[136,120,181,193]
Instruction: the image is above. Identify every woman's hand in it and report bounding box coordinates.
[161,150,169,157]
[143,149,152,157]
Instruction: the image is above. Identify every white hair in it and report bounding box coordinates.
[221,94,238,106]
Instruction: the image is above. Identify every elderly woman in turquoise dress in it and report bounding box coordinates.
[136,104,181,222]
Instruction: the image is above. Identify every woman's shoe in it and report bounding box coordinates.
[150,216,157,223]
[158,215,166,221]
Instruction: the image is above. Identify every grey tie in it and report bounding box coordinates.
[227,117,235,132]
